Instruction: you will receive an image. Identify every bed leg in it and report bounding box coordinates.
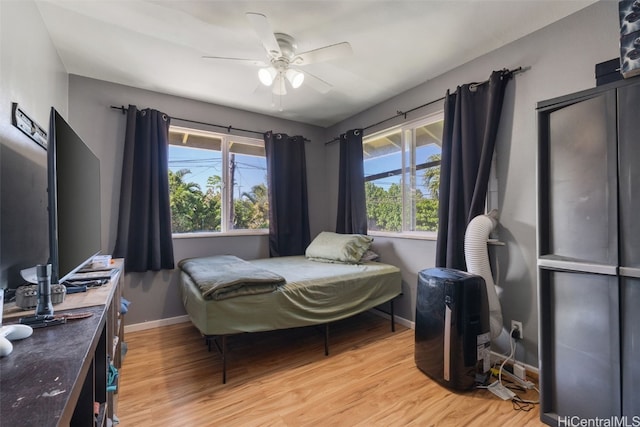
[324,323,329,356]
[391,299,396,332]
[221,335,227,384]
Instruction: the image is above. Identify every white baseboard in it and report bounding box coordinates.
[490,350,539,375]
[124,315,190,334]
[370,308,415,329]
[125,310,414,334]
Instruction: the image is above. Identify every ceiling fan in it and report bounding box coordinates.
[203,12,352,96]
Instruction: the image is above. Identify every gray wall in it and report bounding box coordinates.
[326,0,619,366]
[0,0,68,288]
[68,75,328,325]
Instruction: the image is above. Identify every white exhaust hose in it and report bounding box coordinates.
[464,209,502,340]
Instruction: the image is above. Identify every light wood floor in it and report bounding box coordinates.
[117,312,544,426]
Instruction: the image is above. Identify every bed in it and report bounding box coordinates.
[178,232,403,383]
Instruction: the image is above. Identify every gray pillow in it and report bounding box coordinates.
[305,231,373,264]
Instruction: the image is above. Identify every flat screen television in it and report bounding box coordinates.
[0,140,48,292]
[47,107,102,285]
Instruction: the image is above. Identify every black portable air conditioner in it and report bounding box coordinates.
[414,267,491,390]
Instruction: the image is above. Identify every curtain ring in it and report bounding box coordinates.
[162,114,168,121]
[276,133,283,140]
[354,130,360,136]
[141,110,147,116]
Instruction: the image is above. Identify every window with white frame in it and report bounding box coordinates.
[167,126,268,234]
[363,113,443,235]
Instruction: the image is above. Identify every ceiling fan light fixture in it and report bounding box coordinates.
[286,69,305,89]
[272,73,287,95]
[258,67,276,86]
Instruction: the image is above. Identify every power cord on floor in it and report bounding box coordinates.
[486,325,540,411]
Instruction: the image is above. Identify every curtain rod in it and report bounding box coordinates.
[324,66,527,145]
[109,105,309,141]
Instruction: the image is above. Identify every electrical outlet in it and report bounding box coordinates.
[511,320,523,340]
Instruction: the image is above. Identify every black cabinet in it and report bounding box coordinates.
[537,79,640,424]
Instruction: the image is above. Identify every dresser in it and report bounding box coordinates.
[0,259,124,426]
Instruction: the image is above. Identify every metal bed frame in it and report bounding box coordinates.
[204,299,396,384]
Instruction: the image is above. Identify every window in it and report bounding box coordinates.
[363,113,443,235]
[167,126,268,234]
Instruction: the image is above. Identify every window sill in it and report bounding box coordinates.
[172,230,268,239]
[368,230,437,241]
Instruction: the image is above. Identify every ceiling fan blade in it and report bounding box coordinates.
[293,42,352,66]
[302,70,333,94]
[202,56,267,67]
[246,12,281,58]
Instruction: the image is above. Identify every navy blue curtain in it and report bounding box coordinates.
[113,105,175,272]
[436,70,511,270]
[336,128,367,235]
[264,131,311,257]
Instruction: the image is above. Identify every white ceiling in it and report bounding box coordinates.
[36,0,597,127]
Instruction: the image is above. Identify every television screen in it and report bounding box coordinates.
[0,141,49,291]
[48,108,101,284]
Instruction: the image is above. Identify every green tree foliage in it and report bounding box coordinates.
[168,169,268,233]
[415,198,439,231]
[365,182,402,232]
[168,169,221,232]
[423,154,441,199]
[233,183,269,230]
[415,155,440,231]
[365,154,440,232]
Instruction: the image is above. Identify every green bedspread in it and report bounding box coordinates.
[179,255,402,335]
[178,255,286,300]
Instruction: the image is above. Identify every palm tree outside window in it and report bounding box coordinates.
[167,126,269,234]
